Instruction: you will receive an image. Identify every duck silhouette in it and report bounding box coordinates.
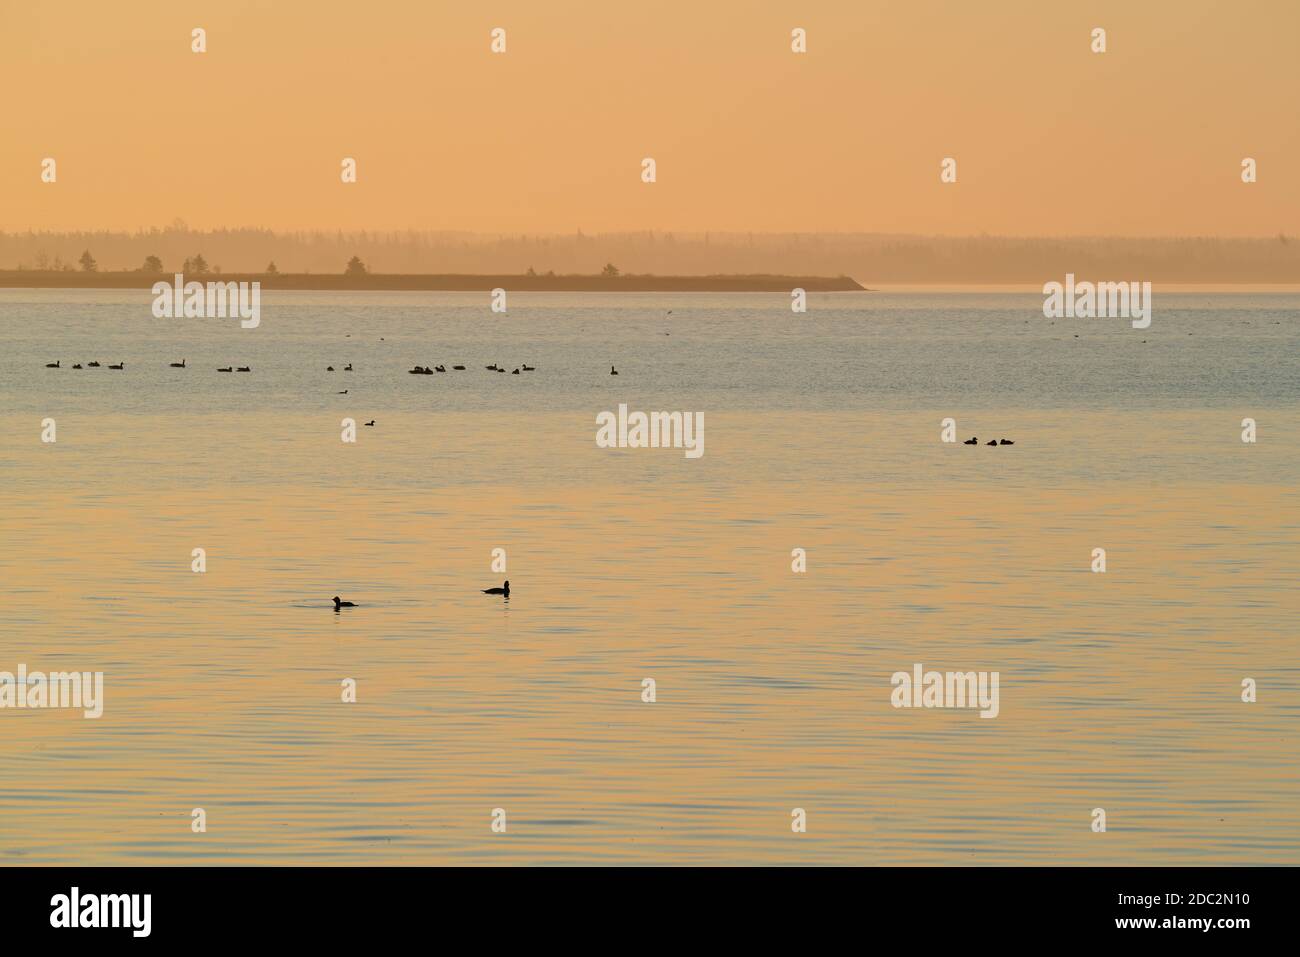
[45,360,60,368]
[170,359,186,368]
[610,365,618,375]
[512,368,520,375]
[108,362,124,370]
[236,366,251,372]
[986,440,997,446]
[337,390,348,394]
[344,363,353,371]
[327,366,335,371]
[332,596,357,609]
[87,361,101,367]
[963,436,977,445]
[522,364,535,371]
[435,365,446,373]
[998,439,1014,445]
[452,365,465,370]
[364,420,375,427]
[218,366,233,372]
[486,364,498,371]
[72,363,83,369]
[482,581,510,597]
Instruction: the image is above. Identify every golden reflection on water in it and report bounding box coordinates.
[1,412,1296,864]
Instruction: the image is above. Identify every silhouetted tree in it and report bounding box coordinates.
[345,255,368,276]
[142,255,164,273]
[183,254,209,275]
[265,261,279,275]
[78,250,97,272]
[601,262,620,276]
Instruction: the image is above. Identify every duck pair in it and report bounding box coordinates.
[332,581,508,610]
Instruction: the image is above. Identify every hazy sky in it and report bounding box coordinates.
[2,0,1296,235]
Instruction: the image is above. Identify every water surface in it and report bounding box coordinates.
[1,290,1296,864]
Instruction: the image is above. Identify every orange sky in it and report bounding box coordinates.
[1,0,1296,235]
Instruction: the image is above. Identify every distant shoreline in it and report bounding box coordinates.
[0,271,865,292]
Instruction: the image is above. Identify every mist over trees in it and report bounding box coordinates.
[1,225,1297,282]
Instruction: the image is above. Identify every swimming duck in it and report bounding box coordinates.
[344,363,353,371]
[610,365,618,375]
[45,360,60,368]
[236,366,251,372]
[170,359,186,368]
[998,439,1014,445]
[434,365,446,372]
[87,361,100,368]
[482,581,510,597]
[337,390,348,394]
[512,368,520,375]
[332,596,356,609]
[72,363,83,369]
[218,367,233,372]
[327,366,335,371]
[522,364,535,371]
[452,365,465,370]
[486,364,498,371]
[963,436,977,445]
[986,440,997,446]
[364,420,375,427]
[108,362,124,370]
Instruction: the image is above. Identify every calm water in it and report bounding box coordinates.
[1,289,1297,864]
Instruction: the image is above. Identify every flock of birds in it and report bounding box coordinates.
[45,360,626,375]
[964,437,1014,446]
[45,359,252,372]
[409,362,538,375]
[43,358,624,431]
[45,360,126,370]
